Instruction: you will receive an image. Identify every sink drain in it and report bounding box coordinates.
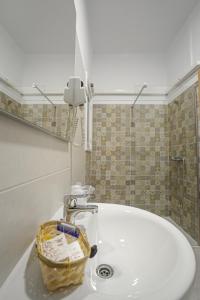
[96,264,114,279]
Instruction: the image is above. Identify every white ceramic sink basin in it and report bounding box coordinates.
[0,203,196,300]
[81,203,196,300]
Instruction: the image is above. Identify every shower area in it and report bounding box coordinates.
[86,83,200,244]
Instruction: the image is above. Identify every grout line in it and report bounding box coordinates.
[0,168,70,194]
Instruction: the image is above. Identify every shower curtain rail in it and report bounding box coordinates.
[131,84,148,107]
[32,83,56,108]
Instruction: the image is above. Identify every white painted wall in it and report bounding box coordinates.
[0,23,24,87]
[90,1,200,95]
[167,1,200,87]
[92,0,200,96]
[167,22,192,87]
[0,22,75,96]
[191,2,200,64]
[1,1,200,96]
[92,53,168,92]
[0,114,70,286]
[22,54,75,92]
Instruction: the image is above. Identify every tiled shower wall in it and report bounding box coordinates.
[86,84,200,242]
[86,104,169,216]
[168,85,199,242]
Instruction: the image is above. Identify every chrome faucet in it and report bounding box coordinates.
[64,194,98,224]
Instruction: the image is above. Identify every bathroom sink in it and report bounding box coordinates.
[0,203,195,300]
[79,203,196,300]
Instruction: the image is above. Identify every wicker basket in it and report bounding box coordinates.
[36,220,91,291]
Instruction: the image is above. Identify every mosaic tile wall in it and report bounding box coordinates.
[22,104,70,139]
[197,86,200,244]
[0,91,22,117]
[0,90,77,141]
[168,85,199,242]
[86,104,169,216]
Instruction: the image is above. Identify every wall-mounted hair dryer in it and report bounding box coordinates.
[64,77,86,106]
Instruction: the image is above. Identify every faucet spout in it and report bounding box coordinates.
[64,191,98,224]
[66,204,98,224]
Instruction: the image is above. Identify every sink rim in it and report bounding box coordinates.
[85,203,196,300]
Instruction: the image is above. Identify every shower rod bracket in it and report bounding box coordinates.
[131,83,148,107]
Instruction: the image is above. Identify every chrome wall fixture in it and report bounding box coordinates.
[32,83,56,107]
[131,83,148,107]
[32,83,57,126]
[170,156,185,162]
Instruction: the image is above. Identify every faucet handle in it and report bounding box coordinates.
[64,195,77,208]
[69,198,77,208]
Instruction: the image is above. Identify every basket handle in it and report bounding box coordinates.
[90,245,97,258]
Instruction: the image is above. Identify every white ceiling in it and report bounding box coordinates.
[1,0,199,55]
[86,0,199,53]
[0,0,76,54]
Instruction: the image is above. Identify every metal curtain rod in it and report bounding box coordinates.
[32,83,56,108]
[131,83,148,107]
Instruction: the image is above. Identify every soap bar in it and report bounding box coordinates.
[42,233,69,262]
[68,241,84,262]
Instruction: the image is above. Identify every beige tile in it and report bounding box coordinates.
[90,104,169,213]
